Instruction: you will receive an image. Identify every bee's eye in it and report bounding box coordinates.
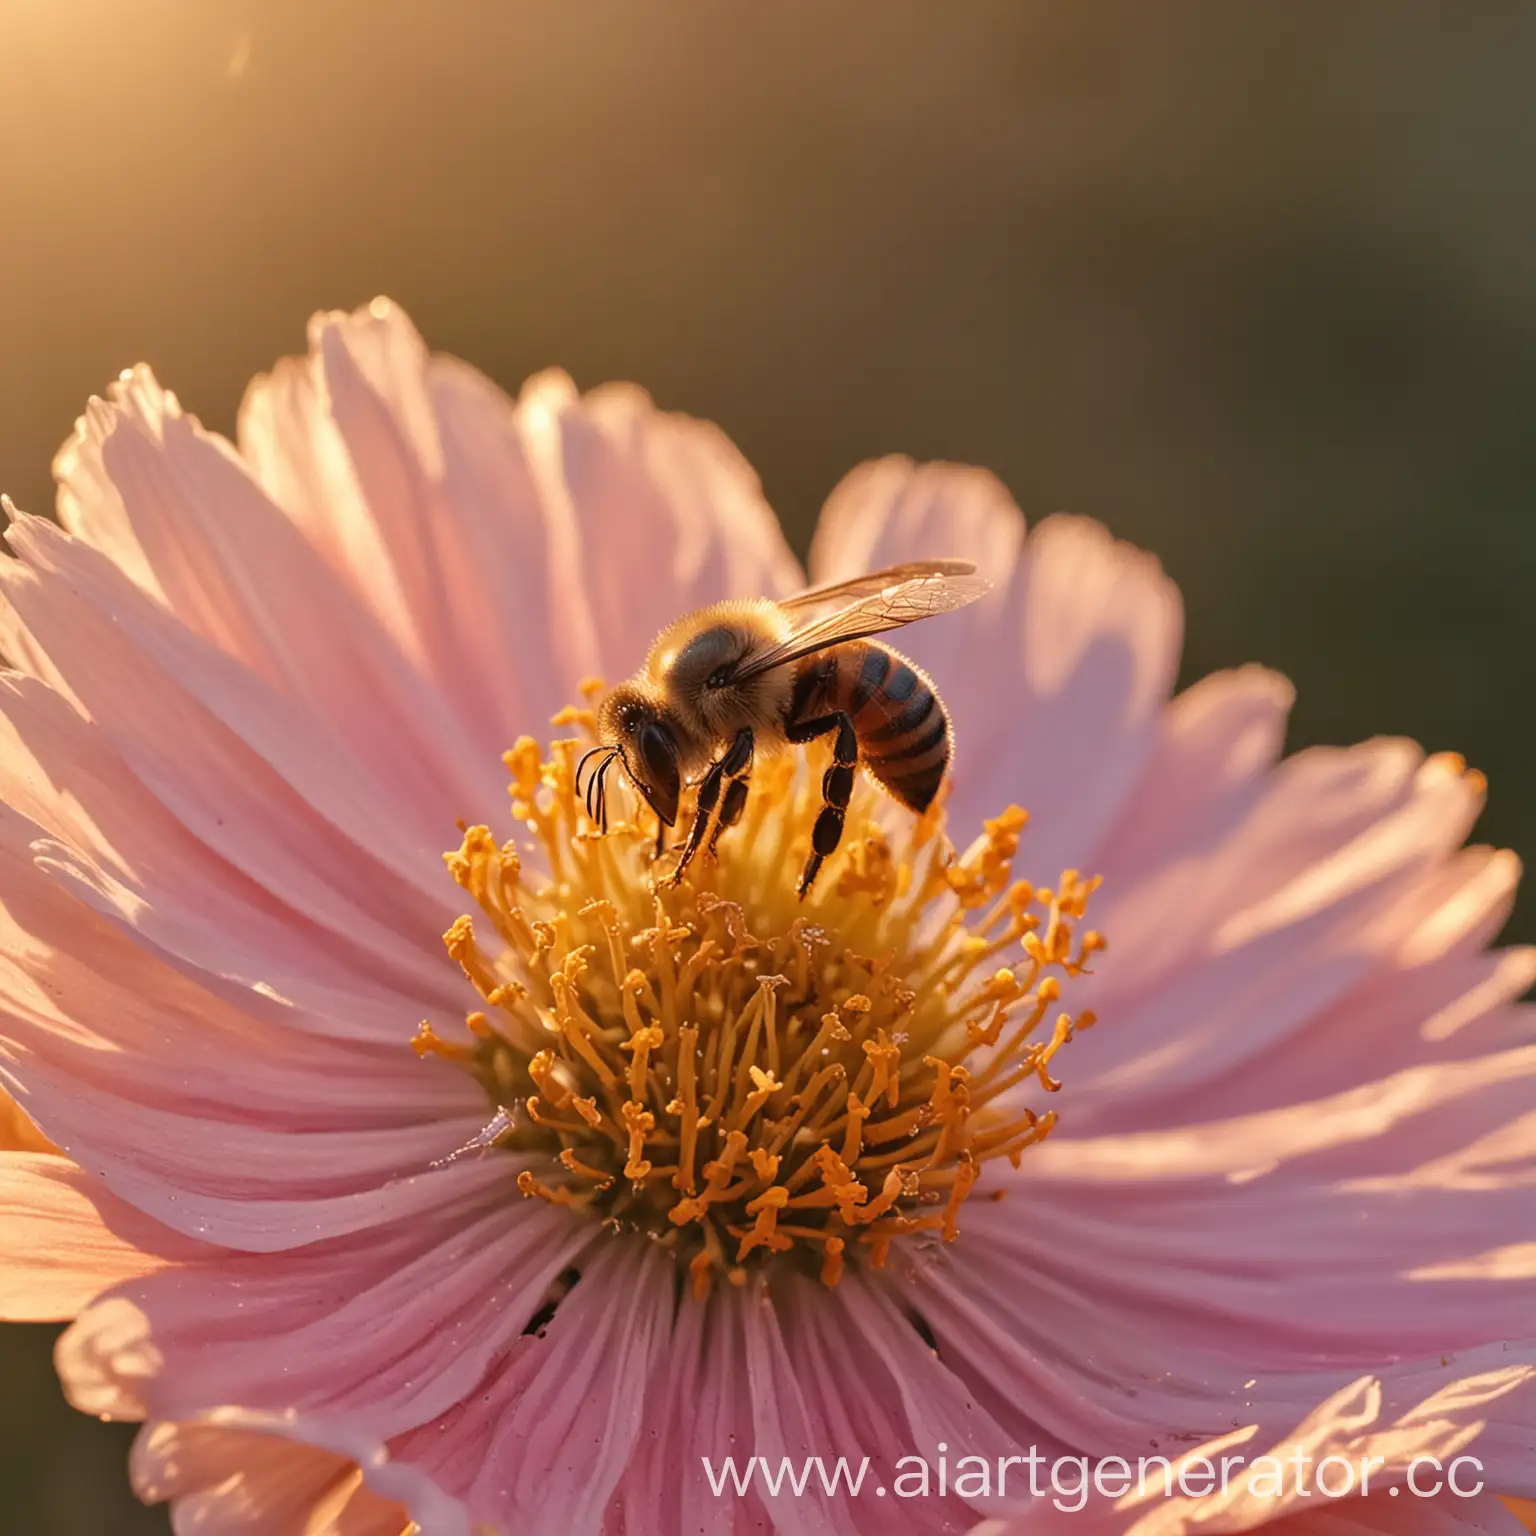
[706,666,733,689]
[639,727,669,780]
[638,723,678,799]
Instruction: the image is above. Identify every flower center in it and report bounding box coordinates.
[420,700,1102,1298]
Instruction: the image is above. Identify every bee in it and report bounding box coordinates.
[577,560,989,897]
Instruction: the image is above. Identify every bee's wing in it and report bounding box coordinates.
[732,566,990,683]
[778,559,980,613]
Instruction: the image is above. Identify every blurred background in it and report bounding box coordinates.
[2,1,1535,1527]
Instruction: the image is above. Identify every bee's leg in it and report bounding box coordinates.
[707,778,749,857]
[707,732,755,857]
[667,761,723,886]
[669,728,753,885]
[655,816,667,859]
[784,712,857,898]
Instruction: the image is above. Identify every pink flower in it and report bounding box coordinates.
[0,299,1532,1536]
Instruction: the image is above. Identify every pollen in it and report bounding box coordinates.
[433,717,1101,1296]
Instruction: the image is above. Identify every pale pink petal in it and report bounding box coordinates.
[131,1420,410,1535]
[49,368,495,813]
[0,675,464,1038]
[1089,664,1295,888]
[808,455,1026,590]
[0,1153,214,1322]
[57,1171,590,1433]
[811,460,1181,857]
[1169,855,1535,1119]
[0,844,476,1145]
[736,1279,858,1536]
[776,1271,1016,1532]
[239,301,804,741]
[961,513,1182,872]
[606,1288,761,1536]
[1266,1496,1531,1536]
[550,375,806,676]
[0,811,487,1249]
[2,514,475,936]
[975,1376,1535,1536]
[242,310,584,741]
[1066,747,1496,1124]
[14,1074,496,1251]
[388,1238,677,1536]
[904,1041,1536,1485]
[1084,738,1431,1029]
[626,1270,1020,1536]
[135,1407,470,1536]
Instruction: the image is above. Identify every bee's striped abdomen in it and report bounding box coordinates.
[816,641,950,813]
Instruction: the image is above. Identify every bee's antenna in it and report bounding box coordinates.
[576,745,604,798]
[577,745,618,830]
[594,752,613,832]
[577,744,609,817]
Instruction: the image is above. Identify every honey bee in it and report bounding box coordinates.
[577,560,989,896]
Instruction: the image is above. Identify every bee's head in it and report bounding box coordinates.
[586,685,681,829]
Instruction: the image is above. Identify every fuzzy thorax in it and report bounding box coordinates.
[420,712,1102,1298]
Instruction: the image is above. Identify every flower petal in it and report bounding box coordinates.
[1069,746,1498,1122]
[609,1287,764,1536]
[0,674,464,1039]
[1089,664,1295,889]
[137,1406,469,1536]
[0,806,488,1251]
[131,1420,410,1535]
[973,1377,1534,1536]
[0,1152,212,1322]
[552,375,806,674]
[2,514,473,947]
[913,1038,1536,1487]
[239,301,804,735]
[387,1237,677,1536]
[48,367,501,833]
[811,460,1181,857]
[781,1271,1015,1531]
[808,456,1026,586]
[57,1169,589,1431]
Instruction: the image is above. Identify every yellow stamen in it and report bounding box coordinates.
[621,1100,655,1181]
[821,1236,846,1287]
[432,732,1102,1294]
[412,1021,473,1061]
